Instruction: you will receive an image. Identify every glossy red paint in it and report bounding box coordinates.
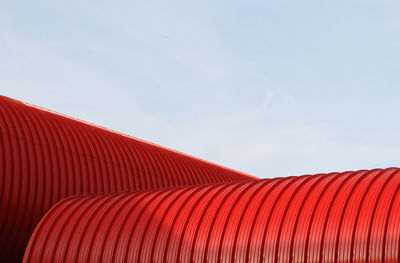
[0,95,254,262]
[24,168,400,262]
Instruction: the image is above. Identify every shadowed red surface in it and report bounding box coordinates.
[0,95,254,262]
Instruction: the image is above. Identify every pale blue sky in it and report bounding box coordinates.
[1,1,400,178]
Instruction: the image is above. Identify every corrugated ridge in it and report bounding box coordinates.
[23,168,400,262]
[0,95,255,262]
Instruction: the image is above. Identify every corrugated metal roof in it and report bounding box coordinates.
[24,168,400,262]
[0,95,254,262]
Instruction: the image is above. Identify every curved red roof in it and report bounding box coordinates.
[24,168,400,262]
[0,95,254,262]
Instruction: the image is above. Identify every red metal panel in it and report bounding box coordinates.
[0,95,255,262]
[23,168,400,262]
